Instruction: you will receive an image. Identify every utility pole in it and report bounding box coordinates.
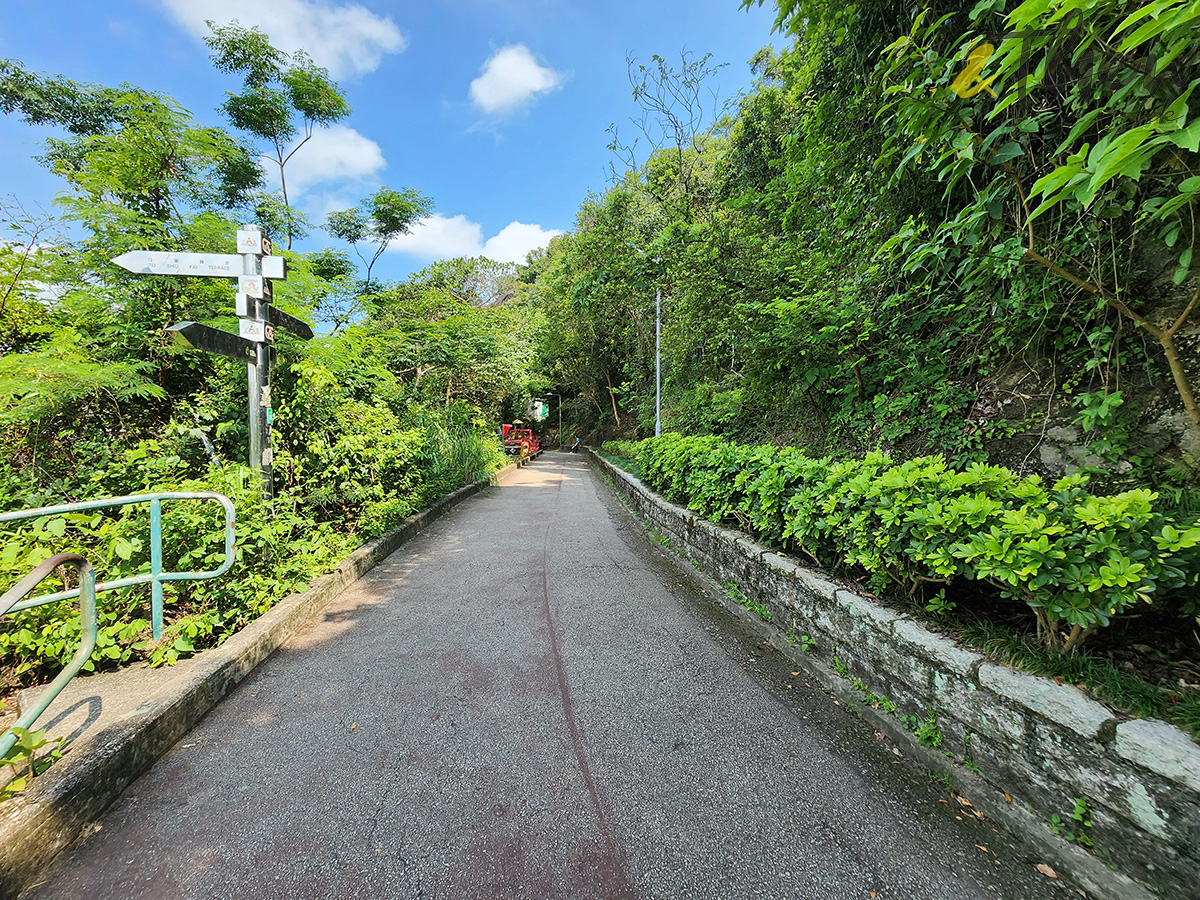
[630,241,664,437]
[655,285,662,438]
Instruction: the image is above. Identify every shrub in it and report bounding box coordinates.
[635,434,1200,653]
[600,439,645,461]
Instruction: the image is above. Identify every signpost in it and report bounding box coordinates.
[111,251,243,277]
[113,226,310,498]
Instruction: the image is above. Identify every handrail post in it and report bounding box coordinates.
[0,492,237,753]
[0,555,97,760]
[150,497,164,640]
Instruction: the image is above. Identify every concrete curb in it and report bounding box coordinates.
[0,461,523,899]
[589,450,1198,900]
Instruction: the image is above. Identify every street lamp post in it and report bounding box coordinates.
[631,241,663,438]
[655,285,661,438]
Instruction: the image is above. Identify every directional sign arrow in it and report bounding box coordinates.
[264,305,314,341]
[114,251,243,278]
[166,322,256,361]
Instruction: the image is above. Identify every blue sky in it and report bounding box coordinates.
[1,1,781,283]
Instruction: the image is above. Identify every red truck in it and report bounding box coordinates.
[501,424,541,457]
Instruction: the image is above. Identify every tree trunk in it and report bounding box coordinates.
[605,370,622,427]
[1027,248,1200,448]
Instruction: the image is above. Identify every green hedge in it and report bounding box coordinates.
[633,434,1200,653]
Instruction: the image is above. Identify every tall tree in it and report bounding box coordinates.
[204,21,351,248]
[323,186,433,292]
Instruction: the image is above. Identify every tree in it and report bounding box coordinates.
[608,51,729,219]
[204,21,351,248]
[1,59,137,135]
[323,186,433,292]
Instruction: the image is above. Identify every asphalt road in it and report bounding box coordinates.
[22,455,1069,900]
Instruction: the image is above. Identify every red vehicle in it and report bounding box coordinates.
[501,424,541,457]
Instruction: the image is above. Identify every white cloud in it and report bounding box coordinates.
[275,124,386,194]
[388,215,561,264]
[301,189,363,223]
[483,221,562,263]
[469,45,563,115]
[388,214,484,259]
[160,0,405,78]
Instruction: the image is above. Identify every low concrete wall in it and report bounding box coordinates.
[591,451,1200,900]
[0,462,524,899]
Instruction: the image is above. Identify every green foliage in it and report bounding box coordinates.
[0,726,64,799]
[914,708,944,749]
[726,581,772,621]
[0,327,166,425]
[204,21,351,248]
[529,0,1200,506]
[638,432,1200,652]
[324,186,434,292]
[1050,797,1094,848]
[600,438,646,460]
[0,37,524,697]
[881,0,1200,438]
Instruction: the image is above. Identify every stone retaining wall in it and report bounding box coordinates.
[591,451,1200,900]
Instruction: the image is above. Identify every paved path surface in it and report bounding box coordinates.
[22,456,1066,900]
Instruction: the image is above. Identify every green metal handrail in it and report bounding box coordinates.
[0,493,235,758]
[0,492,236,640]
[0,553,96,759]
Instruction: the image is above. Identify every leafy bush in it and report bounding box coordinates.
[600,439,646,461]
[637,433,1200,653]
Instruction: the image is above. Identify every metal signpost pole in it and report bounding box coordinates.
[237,225,272,498]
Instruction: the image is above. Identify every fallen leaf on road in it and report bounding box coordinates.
[1004,793,1012,803]
[937,799,948,803]
[791,672,800,676]
[1037,864,1058,879]
[350,723,357,729]
[956,795,973,808]
[973,810,985,820]
[974,844,989,854]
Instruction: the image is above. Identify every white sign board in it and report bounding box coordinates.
[239,320,268,343]
[112,251,242,277]
[236,230,264,254]
[261,256,286,280]
[238,275,264,298]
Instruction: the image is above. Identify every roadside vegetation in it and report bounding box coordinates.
[602,435,1200,737]
[566,1,1200,737]
[0,29,539,698]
